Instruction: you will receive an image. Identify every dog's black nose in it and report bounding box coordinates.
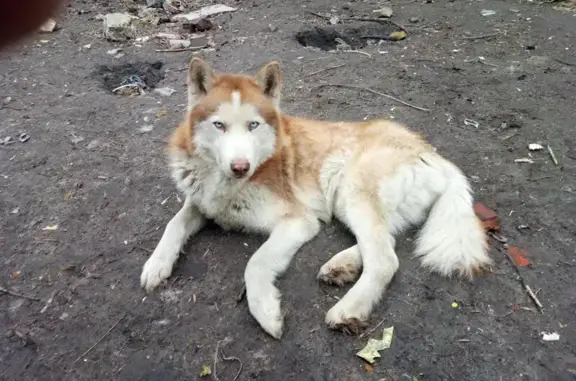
[231,159,250,177]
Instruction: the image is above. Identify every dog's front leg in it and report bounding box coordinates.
[244,216,320,339]
[141,197,206,291]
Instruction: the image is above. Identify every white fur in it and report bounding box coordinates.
[142,65,490,338]
[194,102,276,178]
[140,197,205,291]
[245,216,320,338]
[144,137,490,336]
[317,245,362,285]
[317,149,489,328]
[231,90,241,111]
[414,153,488,276]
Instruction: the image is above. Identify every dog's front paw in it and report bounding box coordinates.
[325,300,369,335]
[140,253,175,292]
[247,285,284,339]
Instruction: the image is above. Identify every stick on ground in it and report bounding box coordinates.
[345,17,407,32]
[462,32,500,40]
[499,243,544,312]
[359,317,386,339]
[213,340,243,381]
[547,145,559,166]
[524,285,543,310]
[0,286,41,301]
[315,84,430,112]
[306,64,346,77]
[340,50,372,58]
[155,47,206,53]
[221,352,243,381]
[74,313,126,363]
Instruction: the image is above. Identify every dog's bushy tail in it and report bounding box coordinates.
[415,153,491,277]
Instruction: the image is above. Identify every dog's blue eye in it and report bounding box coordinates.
[248,121,260,130]
[213,121,225,130]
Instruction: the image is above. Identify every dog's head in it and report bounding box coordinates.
[185,58,283,179]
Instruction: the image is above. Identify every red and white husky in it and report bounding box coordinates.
[140,58,491,339]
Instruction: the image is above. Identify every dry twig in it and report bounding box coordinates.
[74,313,126,363]
[340,50,372,58]
[359,317,386,338]
[524,285,543,310]
[315,84,430,112]
[304,11,407,32]
[346,17,407,32]
[0,286,41,301]
[547,145,559,166]
[305,11,331,20]
[213,340,243,381]
[499,244,543,312]
[155,47,206,53]
[306,64,347,77]
[221,352,243,381]
[462,32,500,40]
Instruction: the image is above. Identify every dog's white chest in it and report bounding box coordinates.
[173,163,283,233]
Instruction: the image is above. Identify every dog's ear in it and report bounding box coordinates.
[187,58,214,111]
[255,61,283,108]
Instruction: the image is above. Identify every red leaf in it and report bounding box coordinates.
[508,246,532,267]
[474,202,500,232]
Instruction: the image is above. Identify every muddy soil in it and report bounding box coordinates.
[1,0,575,380]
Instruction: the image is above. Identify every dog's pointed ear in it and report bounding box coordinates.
[187,58,214,111]
[255,61,283,108]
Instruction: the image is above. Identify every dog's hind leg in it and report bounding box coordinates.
[141,196,206,291]
[317,245,362,286]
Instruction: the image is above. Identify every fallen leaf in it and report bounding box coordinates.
[389,31,407,41]
[363,363,374,374]
[507,246,532,267]
[11,271,21,280]
[64,191,73,201]
[156,109,168,118]
[451,302,459,308]
[42,225,59,231]
[199,365,211,377]
[473,202,500,232]
[356,326,394,364]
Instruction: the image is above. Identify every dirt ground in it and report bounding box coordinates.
[1,0,575,380]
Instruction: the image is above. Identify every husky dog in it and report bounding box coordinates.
[140,58,491,339]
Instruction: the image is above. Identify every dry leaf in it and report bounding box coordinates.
[363,363,374,374]
[199,365,211,377]
[356,326,394,363]
[507,246,532,267]
[473,202,500,232]
[389,31,407,41]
